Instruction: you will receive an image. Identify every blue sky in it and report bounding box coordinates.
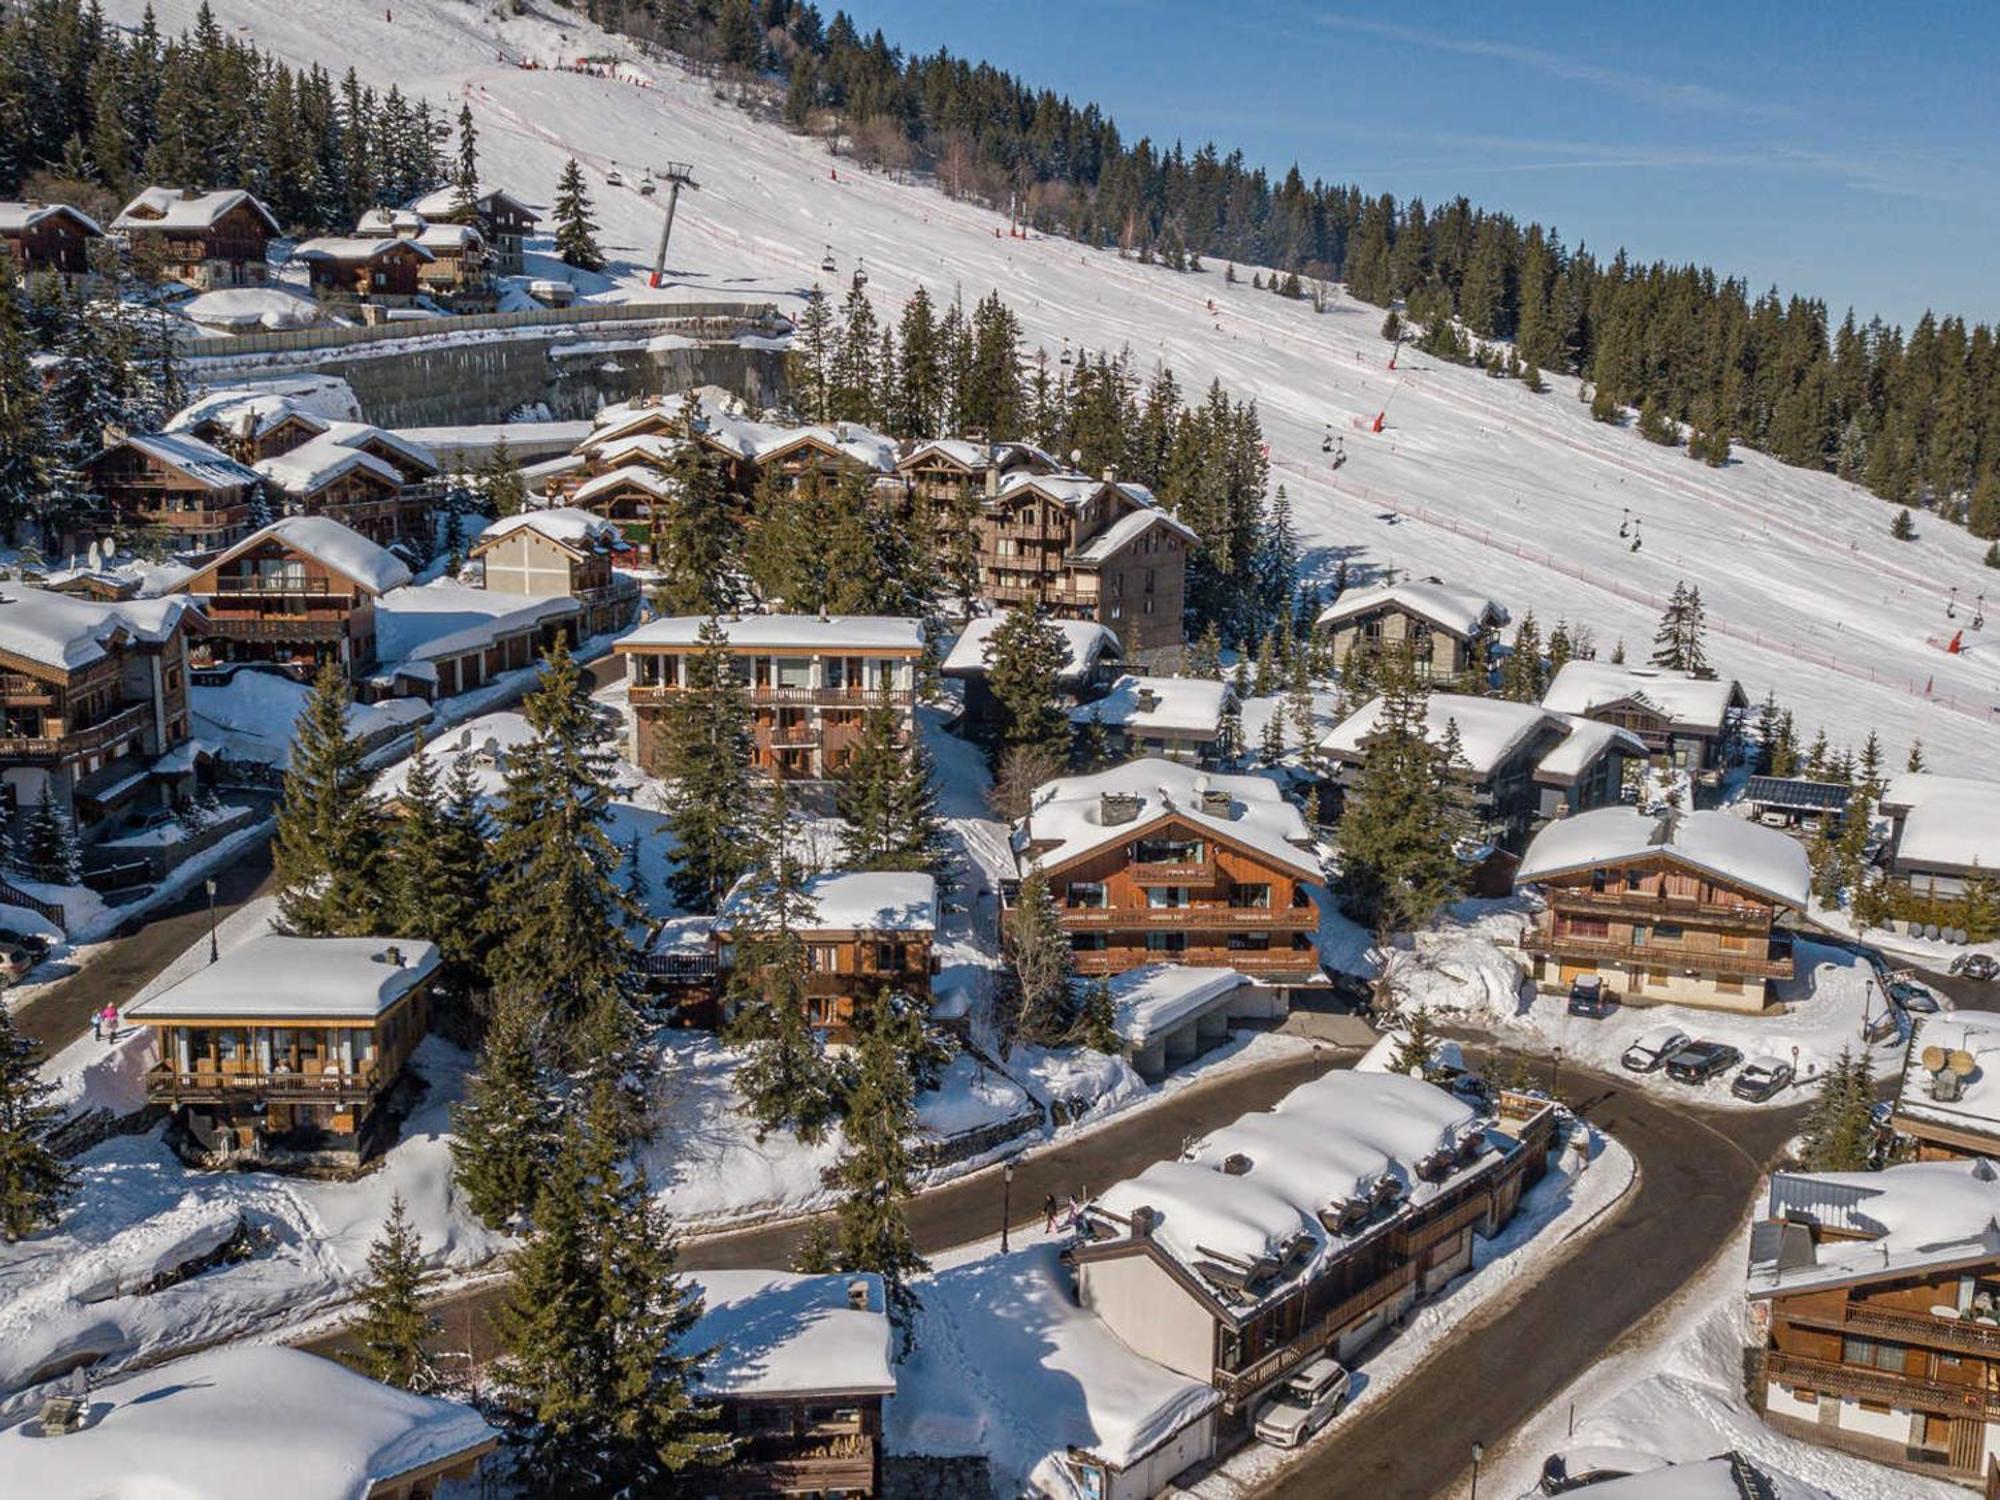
[845,1,2000,330]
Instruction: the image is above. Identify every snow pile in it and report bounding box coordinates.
[1379,907,1535,1021]
[685,1270,895,1398]
[191,670,430,765]
[181,284,327,331]
[917,1053,1033,1139]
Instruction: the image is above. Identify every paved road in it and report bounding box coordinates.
[1256,1052,1808,1500]
[302,1044,1347,1366]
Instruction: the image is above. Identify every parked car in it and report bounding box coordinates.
[121,806,178,835]
[1950,954,1998,983]
[0,942,35,986]
[1664,1040,1743,1085]
[1449,1073,1494,1108]
[1889,979,1941,1013]
[0,927,50,962]
[1731,1056,1794,1101]
[1253,1357,1351,1448]
[1567,975,1614,1018]
[1539,1445,1670,1494]
[1621,1025,1691,1074]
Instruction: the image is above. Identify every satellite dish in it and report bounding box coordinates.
[86,540,102,571]
[1952,1049,1978,1076]
[1924,1046,1948,1072]
[100,535,116,560]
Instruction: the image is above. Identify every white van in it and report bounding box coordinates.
[1252,1356,1351,1447]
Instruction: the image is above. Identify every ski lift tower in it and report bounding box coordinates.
[646,161,699,290]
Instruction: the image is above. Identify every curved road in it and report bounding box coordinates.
[1258,1053,1810,1500]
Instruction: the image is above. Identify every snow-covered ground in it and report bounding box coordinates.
[1475,1214,1967,1500]
[110,0,2000,782]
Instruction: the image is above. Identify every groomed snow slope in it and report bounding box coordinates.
[122,0,2000,772]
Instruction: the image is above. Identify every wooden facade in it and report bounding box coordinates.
[0,202,102,280]
[1020,813,1321,984]
[170,528,398,677]
[1320,601,1497,689]
[714,926,933,1041]
[297,238,431,305]
[114,189,275,290]
[1523,853,1793,1012]
[83,434,261,550]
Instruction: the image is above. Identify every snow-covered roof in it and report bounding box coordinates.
[0,200,104,236]
[407,182,538,222]
[1881,772,2000,875]
[1109,965,1245,1046]
[292,235,433,263]
[355,206,426,236]
[1515,807,1809,909]
[1321,692,1559,777]
[1316,579,1508,639]
[992,469,1107,510]
[900,436,993,471]
[1071,504,1199,564]
[169,389,326,440]
[127,934,440,1022]
[617,614,925,653]
[1893,1009,2000,1142]
[1072,674,1229,738]
[1016,759,1321,881]
[321,419,438,477]
[471,506,628,556]
[716,870,937,935]
[102,430,261,491]
[375,581,578,666]
[584,430,681,467]
[573,462,674,504]
[112,186,279,234]
[179,285,328,331]
[942,612,1122,682]
[1749,1159,2000,1297]
[684,1270,896,1399]
[255,436,405,496]
[0,1345,495,1500]
[1090,1071,1482,1310]
[191,516,412,596]
[1541,660,1745,731]
[0,586,191,672]
[1535,712,1651,784]
[416,222,483,252]
[755,421,900,473]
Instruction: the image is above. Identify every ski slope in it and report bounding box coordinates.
[122,0,2000,772]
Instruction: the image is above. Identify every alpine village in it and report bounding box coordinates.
[0,5,1998,1500]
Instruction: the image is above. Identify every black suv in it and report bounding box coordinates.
[1664,1040,1743,1085]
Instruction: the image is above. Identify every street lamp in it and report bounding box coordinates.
[1470,1442,1484,1500]
[1000,1161,1015,1254]
[204,878,219,964]
[1549,1044,1563,1098]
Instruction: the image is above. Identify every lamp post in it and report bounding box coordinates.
[204,877,219,964]
[1550,1044,1563,1098]
[1000,1162,1015,1254]
[1470,1442,1484,1500]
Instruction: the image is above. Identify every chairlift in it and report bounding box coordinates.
[639,175,657,197]
[820,244,837,274]
[1618,506,1630,539]
[605,168,624,187]
[1060,338,1074,369]
[1321,425,1334,455]
[852,257,869,288]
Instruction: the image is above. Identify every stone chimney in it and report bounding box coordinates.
[1102,465,1119,485]
[1129,1205,1155,1237]
[1100,791,1143,826]
[986,463,1001,499]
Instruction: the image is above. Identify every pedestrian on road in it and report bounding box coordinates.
[102,1003,119,1042]
[1043,1193,1058,1233]
[92,1008,102,1042]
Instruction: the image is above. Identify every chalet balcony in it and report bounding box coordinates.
[636,950,720,982]
[628,683,910,710]
[0,700,151,761]
[765,725,822,749]
[145,1062,384,1104]
[1550,888,1773,925]
[1777,1303,2000,1361]
[1059,906,1319,932]
[209,575,333,596]
[141,507,250,533]
[1762,1350,2000,1420]
[1072,950,1317,978]
[1215,1261,1419,1410]
[1129,860,1217,885]
[576,578,641,606]
[702,1453,877,1497]
[1521,930,1793,980]
[1389,1192,1488,1258]
[982,577,1098,610]
[197,616,350,644]
[0,674,57,707]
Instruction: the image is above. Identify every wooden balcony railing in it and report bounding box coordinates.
[145,1062,383,1100]
[1390,1191,1489,1258]
[210,575,333,596]
[1059,906,1319,932]
[199,617,349,642]
[1778,1303,2000,1360]
[628,684,909,710]
[1521,930,1793,979]
[1130,861,1216,885]
[1072,950,1317,977]
[1549,888,1773,924]
[1216,1260,1419,1407]
[0,700,151,760]
[139,507,250,532]
[1762,1350,2000,1419]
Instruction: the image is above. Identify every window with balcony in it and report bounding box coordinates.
[1561,916,1610,940]
[1067,881,1107,909]
[1231,883,1272,909]
[1146,887,1190,909]
[1135,837,1204,865]
[774,657,813,690]
[1841,1336,1910,1373]
[1145,932,1187,954]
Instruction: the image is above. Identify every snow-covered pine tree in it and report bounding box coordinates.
[453,102,477,199]
[343,1191,440,1391]
[725,778,839,1142]
[449,986,558,1231]
[0,276,51,542]
[661,618,755,913]
[651,393,737,616]
[15,791,80,886]
[485,637,635,1058]
[390,738,492,1014]
[0,1005,74,1241]
[551,157,603,273]
[1187,622,1223,680]
[273,662,384,936]
[837,706,947,876]
[1389,1004,1444,1079]
[1650,580,1711,676]
[982,605,1072,766]
[1333,650,1462,934]
[1003,864,1077,1048]
[1499,611,1544,702]
[1907,738,1926,773]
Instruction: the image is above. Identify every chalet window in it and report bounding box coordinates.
[1230,884,1272,909]
[1562,916,1610,940]
[1136,837,1204,864]
[1630,925,1649,947]
[1227,932,1271,951]
[1145,932,1187,954]
[1625,870,1646,891]
[1067,881,1108,909]
[807,945,840,973]
[874,942,904,970]
[1070,933,1108,952]
[1291,887,1313,908]
[1590,868,1609,893]
[1147,887,1190,909]
[774,657,812,690]
[1653,924,1684,943]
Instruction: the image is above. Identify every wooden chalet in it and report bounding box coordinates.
[176,395,332,466]
[565,464,676,562]
[1749,1161,2000,1487]
[1542,659,1748,781]
[941,611,1122,733]
[1315,578,1507,689]
[126,934,439,1167]
[251,423,439,545]
[1515,807,1808,1012]
[356,206,494,306]
[83,430,264,551]
[615,615,924,782]
[168,516,412,678]
[111,187,277,289]
[0,587,197,840]
[713,870,937,1038]
[0,201,104,280]
[973,468,1195,668]
[466,507,640,638]
[1073,674,1232,767]
[1010,760,1323,989]
[293,236,432,307]
[1072,1073,1554,1427]
[407,182,538,277]
[683,1271,898,1498]
[1879,772,2000,904]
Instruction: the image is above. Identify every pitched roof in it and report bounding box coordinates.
[0,200,104,236]
[99,430,261,491]
[716,871,937,936]
[683,1271,896,1399]
[1515,806,1810,908]
[1880,772,2000,875]
[471,506,629,558]
[1749,1159,2000,1298]
[292,235,433,263]
[573,463,674,505]
[112,186,279,234]
[0,586,191,672]
[1072,674,1229,737]
[254,438,405,496]
[190,516,412,596]
[1322,692,1559,777]
[941,612,1121,682]
[1071,504,1199,564]
[1316,579,1508,639]
[1541,660,1746,731]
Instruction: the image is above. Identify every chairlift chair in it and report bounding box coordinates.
[605,168,624,187]
[852,257,869,288]
[1321,425,1333,454]
[820,245,837,274]
[1060,339,1074,369]
[639,175,657,196]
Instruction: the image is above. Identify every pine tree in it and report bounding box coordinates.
[551,157,603,273]
[982,606,1072,766]
[1798,1048,1876,1171]
[1857,730,1886,797]
[837,707,946,875]
[1985,542,2000,570]
[1188,622,1223,680]
[725,779,839,1142]
[1500,612,1545,702]
[273,662,383,936]
[1890,507,1917,541]
[14,790,80,886]
[790,284,836,422]
[1650,581,1710,676]
[486,639,635,1056]
[1334,651,1463,934]
[831,276,881,424]
[652,394,737,616]
[661,619,755,913]
[1908,738,1926,773]
[1071,976,1119,1053]
[1259,698,1288,765]
[1001,865,1076,1049]
[0,276,51,541]
[450,986,558,1230]
[344,1192,439,1391]
[453,101,477,198]
[1389,1004,1444,1079]
[0,1005,74,1242]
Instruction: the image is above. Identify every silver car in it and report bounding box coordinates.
[1253,1357,1351,1447]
